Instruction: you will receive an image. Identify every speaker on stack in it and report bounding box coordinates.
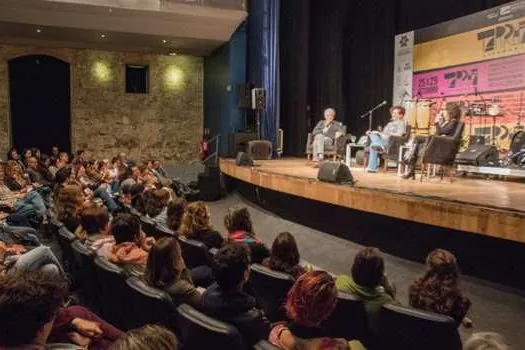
[247,140,272,160]
[197,166,224,201]
[317,161,354,184]
[236,84,252,109]
[251,88,266,110]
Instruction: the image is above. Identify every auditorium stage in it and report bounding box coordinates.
[220,158,525,244]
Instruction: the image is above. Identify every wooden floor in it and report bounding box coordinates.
[220,158,525,244]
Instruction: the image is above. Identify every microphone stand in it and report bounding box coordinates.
[359,101,387,131]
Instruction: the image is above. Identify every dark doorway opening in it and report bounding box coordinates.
[8,55,71,154]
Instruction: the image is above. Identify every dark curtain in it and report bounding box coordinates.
[279,0,513,156]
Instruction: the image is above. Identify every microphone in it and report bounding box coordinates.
[380,100,387,106]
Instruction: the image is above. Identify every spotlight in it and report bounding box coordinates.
[101,34,106,39]
[168,52,177,56]
[36,29,42,33]
[162,39,168,44]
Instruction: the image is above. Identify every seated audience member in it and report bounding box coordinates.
[75,206,115,256]
[202,243,270,347]
[26,156,53,187]
[464,332,509,350]
[269,271,365,350]
[109,325,179,350]
[409,249,471,325]
[4,160,31,191]
[76,162,119,214]
[49,156,67,178]
[179,201,224,249]
[145,188,171,226]
[1,244,66,278]
[137,163,159,188]
[262,232,308,279]
[335,247,398,316]
[22,148,33,166]
[224,207,269,264]
[131,185,148,215]
[59,152,70,165]
[0,163,47,224]
[56,185,85,232]
[38,154,55,183]
[54,166,75,197]
[166,197,187,232]
[7,147,26,171]
[144,237,202,307]
[31,147,42,160]
[152,160,168,178]
[51,146,60,161]
[107,214,155,273]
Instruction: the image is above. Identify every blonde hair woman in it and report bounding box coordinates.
[179,201,224,249]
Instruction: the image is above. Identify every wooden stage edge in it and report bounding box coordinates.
[220,158,525,244]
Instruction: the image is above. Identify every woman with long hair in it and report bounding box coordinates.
[179,201,223,249]
[263,232,307,279]
[269,271,365,350]
[7,147,25,171]
[56,185,85,232]
[224,207,269,264]
[144,237,202,307]
[4,160,30,191]
[166,197,187,233]
[408,249,471,325]
[144,188,171,226]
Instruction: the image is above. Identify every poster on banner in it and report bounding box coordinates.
[393,0,525,150]
[393,31,414,106]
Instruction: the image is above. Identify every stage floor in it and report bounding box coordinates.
[220,158,525,244]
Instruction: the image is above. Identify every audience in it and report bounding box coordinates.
[179,201,224,249]
[56,185,85,232]
[335,247,398,316]
[26,156,52,187]
[464,332,510,350]
[7,147,26,171]
[166,197,187,232]
[263,232,308,279]
[109,325,179,350]
[269,270,365,350]
[224,206,269,264]
[1,244,66,278]
[145,188,171,226]
[107,213,154,274]
[75,205,115,254]
[144,237,202,307]
[202,243,270,347]
[5,159,31,191]
[409,248,471,325]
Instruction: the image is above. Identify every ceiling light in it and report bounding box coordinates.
[100,34,106,39]
[36,29,42,33]
[162,39,168,44]
[168,52,177,56]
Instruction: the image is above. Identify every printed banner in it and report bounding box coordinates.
[392,31,414,105]
[413,54,525,98]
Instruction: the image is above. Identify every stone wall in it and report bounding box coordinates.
[0,44,203,162]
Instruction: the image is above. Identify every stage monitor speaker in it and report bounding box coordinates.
[228,132,258,158]
[455,144,499,166]
[237,84,252,109]
[317,161,354,184]
[235,152,254,166]
[247,140,272,160]
[469,135,486,146]
[251,88,266,110]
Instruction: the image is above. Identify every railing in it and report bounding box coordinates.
[203,134,220,167]
[161,0,245,10]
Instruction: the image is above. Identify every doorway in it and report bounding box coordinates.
[8,54,71,154]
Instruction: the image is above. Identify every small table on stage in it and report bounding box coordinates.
[345,143,366,167]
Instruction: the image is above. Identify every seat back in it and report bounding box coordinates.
[139,216,157,237]
[177,236,214,268]
[93,256,131,330]
[70,240,101,312]
[322,292,372,347]
[253,340,280,350]
[453,122,465,141]
[57,226,76,272]
[374,304,462,350]
[125,276,178,330]
[176,304,244,350]
[248,264,294,322]
[151,225,176,240]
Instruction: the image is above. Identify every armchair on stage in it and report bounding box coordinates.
[305,125,348,160]
[420,122,465,181]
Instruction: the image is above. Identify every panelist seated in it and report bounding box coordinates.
[366,106,408,173]
[311,108,345,164]
[402,102,461,179]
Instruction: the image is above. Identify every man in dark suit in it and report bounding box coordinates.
[311,108,344,163]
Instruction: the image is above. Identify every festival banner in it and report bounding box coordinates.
[393,31,414,105]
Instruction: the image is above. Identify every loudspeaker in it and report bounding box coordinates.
[228,132,258,158]
[317,162,354,184]
[198,166,224,201]
[237,84,252,109]
[469,135,486,146]
[455,144,499,166]
[251,88,266,110]
[235,152,254,166]
[247,140,272,160]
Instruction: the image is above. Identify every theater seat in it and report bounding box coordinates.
[177,236,214,269]
[93,256,131,330]
[322,291,372,347]
[176,304,244,350]
[125,276,178,330]
[248,264,294,322]
[253,340,280,350]
[70,240,101,312]
[374,304,462,350]
[139,216,157,237]
[57,226,76,272]
[151,225,176,240]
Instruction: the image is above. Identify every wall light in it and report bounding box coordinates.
[92,60,112,83]
[168,52,177,56]
[100,34,106,39]
[162,39,168,44]
[36,29,42,33]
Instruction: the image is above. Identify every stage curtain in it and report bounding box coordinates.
[279,0,512,156]
[248,0,280,153]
